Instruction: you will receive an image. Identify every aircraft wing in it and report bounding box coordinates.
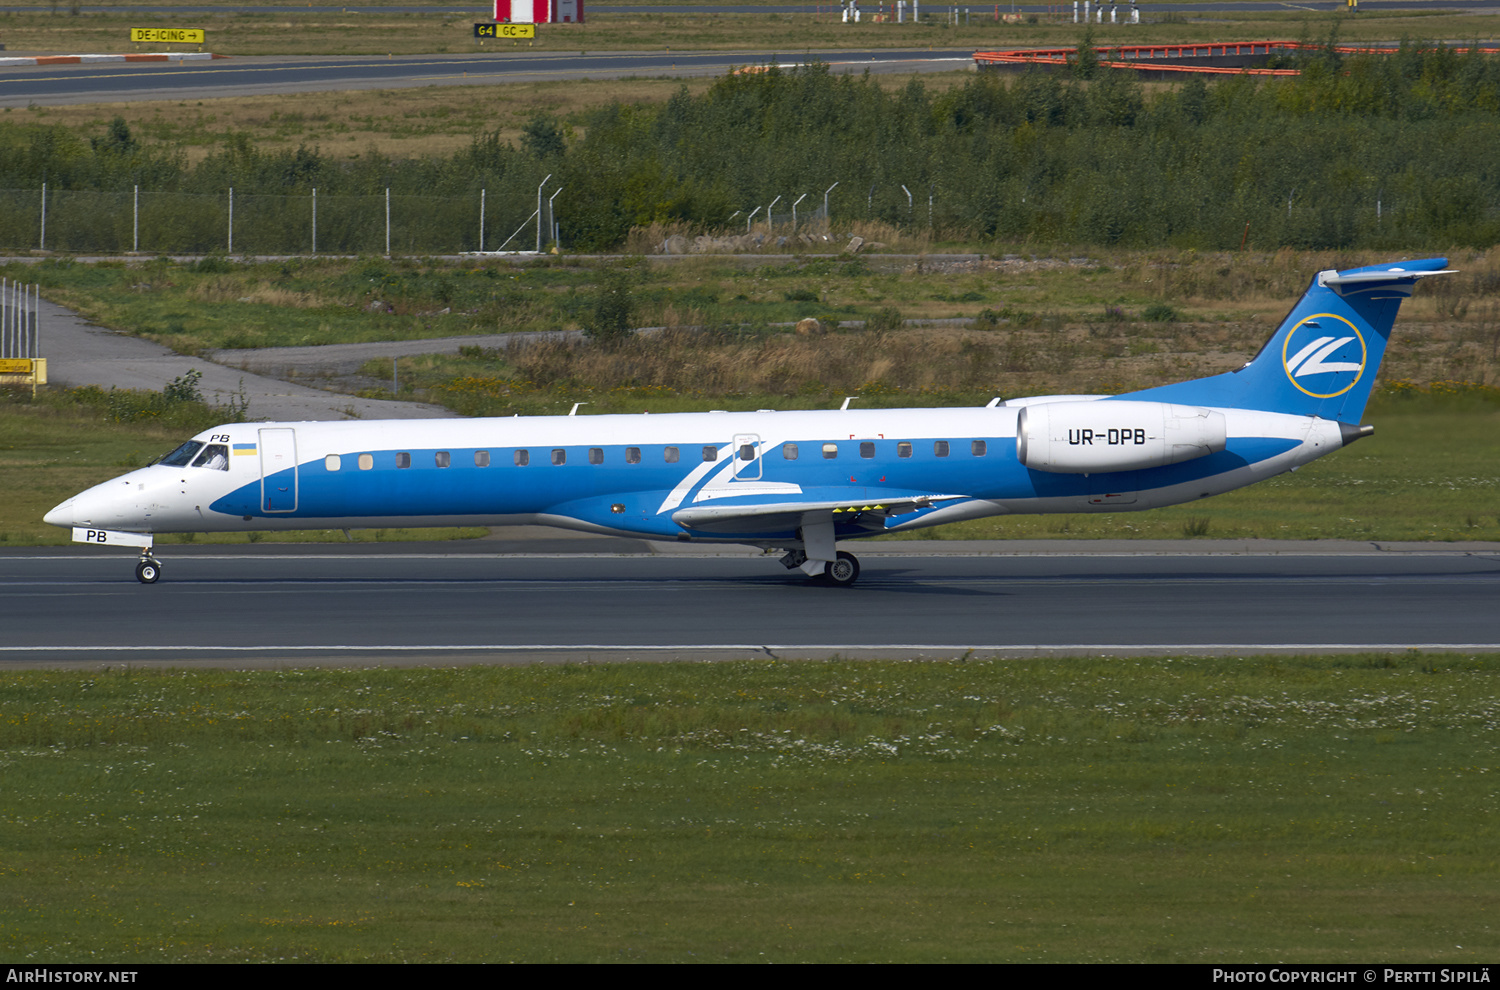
[671,492,967,536]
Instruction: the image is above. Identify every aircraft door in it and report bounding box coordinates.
[259,427,298,512]
[732,433,761,480]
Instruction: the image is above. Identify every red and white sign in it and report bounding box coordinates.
[495,0,584,22]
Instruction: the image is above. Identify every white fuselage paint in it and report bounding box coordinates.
[46,402,1344,546]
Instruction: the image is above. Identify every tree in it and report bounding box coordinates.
[521,116,567,159]
[90,116,137,156]
[582,265,637,343]
[1070,28,1100,81]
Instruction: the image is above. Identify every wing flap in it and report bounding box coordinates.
[672,493,965,536]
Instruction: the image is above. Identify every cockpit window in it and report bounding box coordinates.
[191,444,230,471]
[158,441,203,467]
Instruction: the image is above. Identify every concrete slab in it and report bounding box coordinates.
[39,295,455,421]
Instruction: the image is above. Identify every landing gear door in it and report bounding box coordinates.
[259,427,298,513]
[732,433,761,481]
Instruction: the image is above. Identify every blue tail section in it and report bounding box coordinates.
[1121,258,1451,422]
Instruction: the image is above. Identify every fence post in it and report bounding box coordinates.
[385,187,391,257]
[39,183,46,252]
[312,188,318,255]
[480,188,486,252]
[133,185,139,253]
[228,187,234,254]
[536,174,552,253]
[548,186,563,251]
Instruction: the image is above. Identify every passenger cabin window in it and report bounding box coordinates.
[325,454,342,472]
[859,442,875,459]
[822,443,838,459]
[191,444,229,471]
[514,449,529,466]
[934,441,950,457]
[739,444,755,461]
[435,451,450,468]
[551,449,566,466]
[159,441,203,467]
[626,447,641,464]
[702,446,717,463]
[588,448,603,465]
[783,443,799,460]
[396,452,411,469]
[664,446,679,464]
[897,442,912,458]
[474,450,490,467]
[972,440,987,457]
[358,453,374,471]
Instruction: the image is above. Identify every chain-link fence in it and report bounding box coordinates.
[0,188,548,256]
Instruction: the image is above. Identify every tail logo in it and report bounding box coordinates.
[1281,315,1366,399]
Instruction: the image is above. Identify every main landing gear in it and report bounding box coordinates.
[779,549,861,587]
[135,553,162,584]
[823,551,861,587]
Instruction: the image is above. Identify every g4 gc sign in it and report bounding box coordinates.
[474,23,536,38]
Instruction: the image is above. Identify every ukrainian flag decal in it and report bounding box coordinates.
[233,443,258,456]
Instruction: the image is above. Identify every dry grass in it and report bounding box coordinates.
[470,318,1255,404]
[432,247,1500,408]
[626,219,938,255]
[7,76,726,164]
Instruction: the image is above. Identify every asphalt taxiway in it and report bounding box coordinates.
[0,48,978,107]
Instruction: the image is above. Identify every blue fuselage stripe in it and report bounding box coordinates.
[213,436,1299,534]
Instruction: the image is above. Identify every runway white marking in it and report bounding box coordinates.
[4,643,1499,654]
[9,550,1500,561]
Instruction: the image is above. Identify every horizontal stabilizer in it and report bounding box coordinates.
[1319,266,1455,290]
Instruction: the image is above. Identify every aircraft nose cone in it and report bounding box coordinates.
[43,497,75,528]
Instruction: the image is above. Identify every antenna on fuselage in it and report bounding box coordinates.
[569,402,587,416]
[840,396,857,411]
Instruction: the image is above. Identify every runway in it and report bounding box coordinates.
[6,541,1500,666]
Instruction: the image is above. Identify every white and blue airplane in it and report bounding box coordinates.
[45,258,1450,585]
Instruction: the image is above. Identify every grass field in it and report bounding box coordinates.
[2,655,1496,962]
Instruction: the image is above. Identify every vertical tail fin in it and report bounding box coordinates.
[1126,258,1452,421]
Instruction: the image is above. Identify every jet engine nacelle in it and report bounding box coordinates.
[1017,400,1227,474]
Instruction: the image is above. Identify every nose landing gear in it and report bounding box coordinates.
[135,553,162,584]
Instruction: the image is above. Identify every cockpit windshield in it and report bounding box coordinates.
[158,441,204,467]
[192,444,229,471]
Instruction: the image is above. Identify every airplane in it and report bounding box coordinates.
[45,257,1451,586]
